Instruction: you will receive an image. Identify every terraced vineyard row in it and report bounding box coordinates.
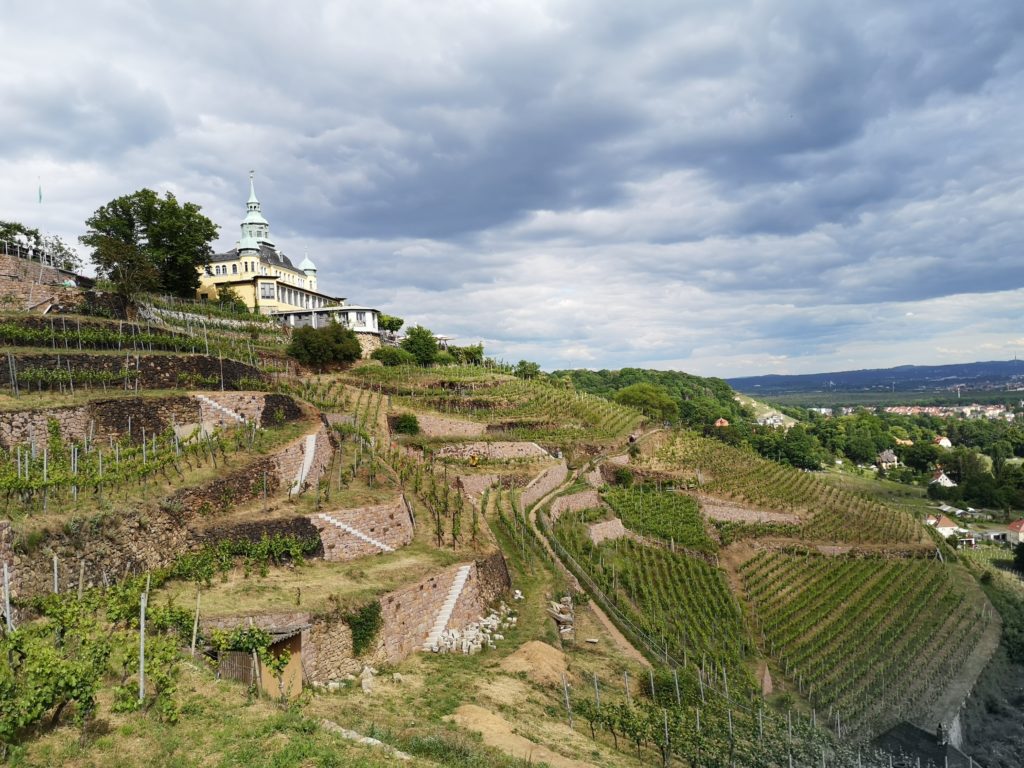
[554,513,751,683]
[603,486,716,554]
[651,433,927,545]
[740,550,989,738]
[0,418,289,517]
[350,366,643,442]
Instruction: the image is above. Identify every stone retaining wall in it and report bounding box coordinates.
[312,496,415,561]
[0,353,267,391]
[2,421,333,605]
[0,393,305,451]
[549,489,602,522]
[0,254,82,311]
[435,441,548,460]
[414,413,488,438]
[456,474,498,498]
[521,461,569,509]
[300,551,510,681]
[588,518,628,545]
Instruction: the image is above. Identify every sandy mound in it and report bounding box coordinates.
[447,704,596,768]
[500,641,568,686]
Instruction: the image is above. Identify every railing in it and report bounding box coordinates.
[1,238,64,268]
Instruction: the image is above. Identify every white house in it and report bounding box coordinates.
[925,514,963,539]
[1008,519,1024,545]
[930,470,957,488]
[933,435,953,449]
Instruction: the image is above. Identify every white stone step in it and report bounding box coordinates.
[422,565,472,650]
[290,433,318,496]
[194,394,246,423]
[317,513,394,553]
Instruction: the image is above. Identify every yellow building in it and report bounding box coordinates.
[197,172,343,315]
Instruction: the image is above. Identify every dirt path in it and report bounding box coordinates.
[447,704,598,768]
[525,464,652,669]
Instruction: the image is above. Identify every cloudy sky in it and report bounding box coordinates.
[2,0,1023,377]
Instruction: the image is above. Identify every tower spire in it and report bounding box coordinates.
[247,170,259,206]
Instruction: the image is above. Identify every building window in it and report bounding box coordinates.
[260,283,275,299]
[356,312,366,324]
[232,263,238,274]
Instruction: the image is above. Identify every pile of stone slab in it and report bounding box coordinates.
[548,595,575,639]
[427,602,517,655]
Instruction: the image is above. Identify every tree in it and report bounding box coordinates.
[514,360,542,379]
[80,189,218,299]
[378,314,404,333]
[287,322,361,369]
[613,383,679,423]
[215,285,248,314]
[40,234,82,272]
[1014,542,1024,572]
[400,325,438,366]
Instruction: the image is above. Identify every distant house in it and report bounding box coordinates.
[930,470,957,488]
[877,450,899,470]
[713,418,730,428]
[925,514,962,539]
[933,435,953,449]
[894,438,914,446]
[757,413,786,427]
[1008,519,1024,545]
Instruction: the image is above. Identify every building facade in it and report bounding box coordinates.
[196,173,380,338]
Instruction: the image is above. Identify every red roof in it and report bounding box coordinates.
[933,515,958,530]
[1009,519,1024,533]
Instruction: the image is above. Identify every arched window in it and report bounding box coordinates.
[232,263,238,274]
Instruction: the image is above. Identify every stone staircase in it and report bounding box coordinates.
[422,565,473,651]
[290,433,318,496]
[194,394,246,424]
[316,513,394,553]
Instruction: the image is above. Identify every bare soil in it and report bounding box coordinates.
[499,640,569,686]
[447,704,598,768]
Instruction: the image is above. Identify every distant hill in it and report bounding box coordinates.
[728,359,1024,395]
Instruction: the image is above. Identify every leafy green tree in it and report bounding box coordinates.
[215,285,249,313]
[449,343,484,365]
[80,189,218,299]
[1015,542,1024,572]
[400,325,439,366]
[287,322,361,369]
[514,360,542,379]
[378,314,404,333]
[613,382,679,423]
[781,424,826,469]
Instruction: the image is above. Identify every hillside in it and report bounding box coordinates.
[1,300,1019,767]
[728,359,1024,396]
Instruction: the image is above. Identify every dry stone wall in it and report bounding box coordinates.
[414,413,487,438]
[312,496,414,561]
[549,489,602,522]
[3,420,333,605]
[434,441,549,460]
[521,460,569,509]
[0,353,267,391]
[0,253,82,311]
[0,393,304,452]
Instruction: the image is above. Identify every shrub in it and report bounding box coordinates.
[434,350,455,366]
[613,467,634,486]
[393,413,420,435]
[287,322,361,368]
[371,346,417,367]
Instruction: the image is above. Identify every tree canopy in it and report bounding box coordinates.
[287,322,362,369]
[80,189,218,299]
[400,325,438,366]
[378,314,404,333]
[613,382,679,423]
